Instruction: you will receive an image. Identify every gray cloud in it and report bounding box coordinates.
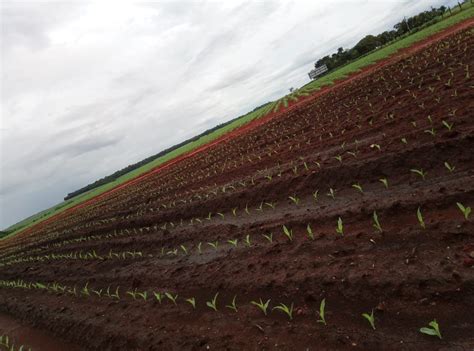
[0,0,460,229]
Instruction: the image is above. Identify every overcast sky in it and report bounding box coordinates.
[0,0,459,229]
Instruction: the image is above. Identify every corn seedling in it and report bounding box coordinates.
[372,211,383,233]
[126,289,138,300]
[217,212,225,219]
[226,295,238,312]
[137,290,148,301]
[362,309,376,330]
[442,120,453,131]
[456,202,471,220]
[81,282,90,297]
[153,291,163,303]
[289,195,299,205]
[444,162,455,173]
[207,241,218,250]
[336,217,344,236]
[411,168,427,180]
[306,224,314,240]
[228,239,238,247]
[265,202,276,209]
[420,319,442,339]
[241,235,254,250]
[232,207,238,216]
[180,245,188,255]
[273,302,294,320]
[317,298,326,325]
[334,155,342,163]
[312,190,319,202]
[186,297,196,309]
[165,292,178,305]
[251,298,271,316]
[245,204,250,215]
[327,188,336,200]
[379,178,389,189]
[417,207,426,229]
[352,183,363,193]
[424,127,436,136]
[262,233,273,243]
[206,292,219,311]
[401,137,408,144]
[282,225,293,242]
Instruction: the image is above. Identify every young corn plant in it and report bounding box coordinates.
[197,242,202,254]
[273,302,294,320]
[186,297,196,309]
[312,190,319,202]
[289,195,300,205]
[362,309,376,330]
[336,217,344,236]
[251,298,271,316]
[282,225,293,242]
[372,211,383,233]
[165,292,178,305]
[153,292,163,304]
[444,162,455,173]
[227,239,238,248]
[317,298,327,325]
[456,202,471,220]
[244,234,252,247]
[306,224,314,240]
[417,207,426,229]
[442,120,453,131]
[420,319,442,339]
[352,183,364,194]
[226,295,238,312]
[327,188,336,200]
[207,241,219,250]
[379,178,389,189]
[411,168,427,181]
[206,292,219,311]
[262,233,273,243]
[232,207,238,216]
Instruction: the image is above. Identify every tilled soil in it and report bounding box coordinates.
[0,18,473,351]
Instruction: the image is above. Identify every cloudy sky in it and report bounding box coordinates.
[0,0,459,229]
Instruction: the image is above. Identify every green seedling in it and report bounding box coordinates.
[273,302,294,320]
[289,195,299,205]
[227,239,238,247]
[424,127,436,136]
[186,297,196,309]
[352,183,363,193]
[165,292,178,305]
[411,168,427,180]
[180,245,188,255]
[401,137,408,144]
[282,225,293,242]
[306,224,314,240]
[126,289,138,300]
[81,282,90,297]
[327,188,336,200]
[379,178,389,189]
[444,162,455,173]
[207,241,218,250]
[262,233,273,243]
[244,234,252,247]
[197,242,202,254]
[336,217,344,236]
[256,202,264,212]
[232,207,238,216]
[265,202,276,209]
[226,295,238,312]
[206,292,219,311]
[456,202,471,220]
[153,292,163,303]
[417,207,426,229]
[334,155,342,163]
[372,211,383,232]
[420,319,442,339]
[251,298,271,316]
[312,190,319,202]
[92,288,103,297]
[137,291,148,301]
[317,298,327,325]
[442,120,453,131]
[245,204,250,215]
[362,309,376,330]
[111,286,120,300]
[217,212,225,219]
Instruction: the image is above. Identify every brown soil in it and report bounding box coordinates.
[1,17,473,351]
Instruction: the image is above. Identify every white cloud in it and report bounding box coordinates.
[0,0,459,228]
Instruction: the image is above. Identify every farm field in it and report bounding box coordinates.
[0,16,473,351]
[4,4,473,241]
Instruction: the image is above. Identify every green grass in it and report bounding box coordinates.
[3,4,473,240]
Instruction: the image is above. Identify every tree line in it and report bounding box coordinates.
[64,102,271,200]
[313,4,456,72]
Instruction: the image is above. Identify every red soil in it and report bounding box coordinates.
[0,17,473,351]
